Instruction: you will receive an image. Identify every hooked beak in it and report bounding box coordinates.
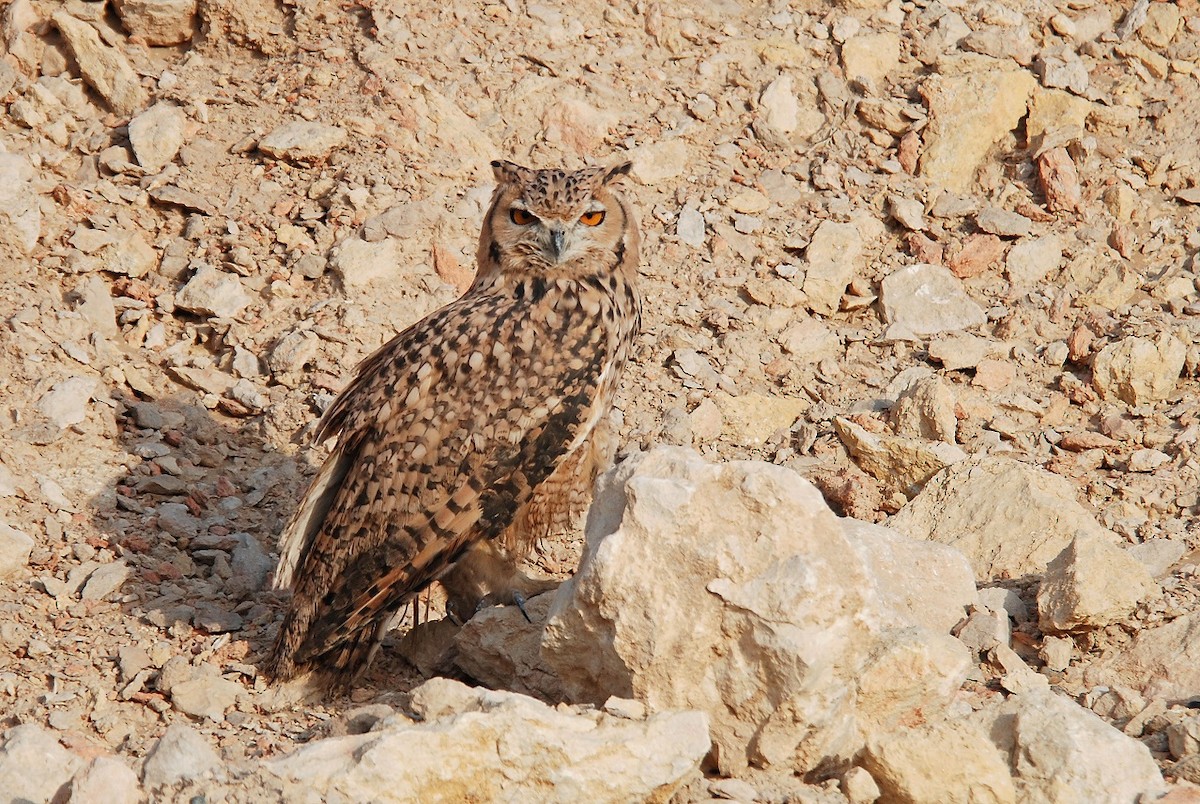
[549,227,566,262]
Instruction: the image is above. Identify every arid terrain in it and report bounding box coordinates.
[1,0,1200,801]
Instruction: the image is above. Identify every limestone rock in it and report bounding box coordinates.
[175,264,252,319]
[841,32,901,89]
[834,417,967,495]
[0,523,33,577]
[113,0,198,46]
[128,103,187,172]
[837,518,977,635]
[72,274,118,337]
[541,448,969,776]
[711,391,808,446]
[879,263,987,339]
[1086,612,1200,701]
[71,757,142,804]
[454,592,563,700]
[142,723,220,787]
[890,455,1118,582]
[863,718,1015,804]
[0,153,41,254]
[1005,235,1064,288]
[891,375,958,443]
[81,560,131,601]
[36,376,99,428]
[629,140,688,184]
[928,333,1000,371]
[267,678,709,803]
[920,58,1037,192]
[52,11,147,116]
[0,724,83,803]
[1037,533,1159,632]
[803,219,874,316]
[169,668,244,721]
[259,121,347,162]
[1092,333,1187,405]
[973,690,1166,801]
[332,235,403,289]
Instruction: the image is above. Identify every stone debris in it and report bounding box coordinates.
[863,718,1015,804]
[540,448,971,776]
[112,0,198,46]
[174,264,252,319]
[70,757,143,804]
[258,121,348,162]
[141,723,221,787]
[268,678,709,803]
[0,724,83,803]
[0,153,41,254]
[834,416,967,495]
[52,11,147,116]
[0,523,33,577]
[36,375,99,428]
[128,103,187,172]
[879,263,987,339]
[1091,333,1187,405]
[891,456,1120,582]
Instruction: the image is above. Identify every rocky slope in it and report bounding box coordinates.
[1,0,1199,801]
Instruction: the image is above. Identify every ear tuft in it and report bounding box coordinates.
[492,159,529,184]
[604,161,634,183]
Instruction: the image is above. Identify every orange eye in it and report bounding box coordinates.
[579,210,606,226]
[510,208,535,225]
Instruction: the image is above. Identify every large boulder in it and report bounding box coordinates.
[537,447,972,776]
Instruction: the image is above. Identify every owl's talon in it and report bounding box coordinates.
[513,591,533,623]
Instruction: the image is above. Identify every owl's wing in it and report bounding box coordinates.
[270,291,609,680]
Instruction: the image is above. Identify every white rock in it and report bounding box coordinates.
[1128,448,1170,473]
[36,376,99,428]
[841,32,901,89]
[112,0,197,46]
[1092,333,1187,406]
[1040,636,1073,672]
[80,561,131,601]
[128,103,187,172]
[541,448,970,776]
[879,263,986,340]
[100,232,158,278]
[834,417,967,495]
[1038,533,1159,632]
[676,205,706,247]
[629,140,689,184]
[888,195,926,231]
[175,264,252,319]
[268,330,320,376]
[0,725,83,803]
[1086,612,1200,701]
[1005,235,1063,287]
[259,121,347,162]
[973,690,1166,801]
[268,678,709,803]
[928,333,1000,371]
[802,219,867,315]
[52,11,147,116]
[1126,539,1185,578]
[169,669,243,721]
[890,455,1119,583]
[976,207,1031,237]
[891,375,958,443]
[70,756,142,804]
[332,236,403,289]
[0,154,41,254]
[978,587,1030,623]
[842,766,882,804]
[0,523,33,578]
[142,724,220,787]
[73,275,118,337]
[454,592,563,700]
[956,608,1011,653]
[758,73,800,136]
[864,718,1015,803]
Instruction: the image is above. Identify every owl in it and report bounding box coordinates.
[267,160,642,687]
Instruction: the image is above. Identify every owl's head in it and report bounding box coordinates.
[479,160,637,279]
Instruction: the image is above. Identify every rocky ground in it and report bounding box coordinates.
[1,0,1200,801]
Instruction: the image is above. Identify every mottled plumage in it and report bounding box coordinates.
[268,160,641,687]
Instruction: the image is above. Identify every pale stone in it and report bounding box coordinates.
[0,154,40,255]
[677,206,705,247]
[541,448,970,776]
[259,121,347,162]
[1026,88,1092,146]
[777,317,840,361]
[841,518,978,635]
[864,718,1016,804]
[1127,539,1185,578]
[71,757,142,804]
[842,766,882,804]
[100,232,157,278]
[920,59,1037,192]
[889,195,926,231]
[711,391,808,446]
[332,236,403,289]
[81,560,131,601]
[175,264,252,318]
[142,724,220,786]
[976,207,1031,237]
[268,330,320,376]
[841,33,901,89]
[1128,448,1170,473]
[879,263,987,339]
[890,455,1119,582]
[0,725,83,803]
[169,672,243,721]
[758,73,800,136]
[1086,612,1200,701]
[1092,333,1187,405]
[128,103,187,172]
[52,11,147,116]
[1006,235,1064,287]
[1040,635,1073,672]
[834,417,967,495]
[453,592,563,701]
[112,0,197,45]
[956,608,1012,653]
[36,376,99,428]
[928,333,999,370]
[803,219,866,315]
[0,523,33,578]
[629,140,688,184]
[891,375,958,443]
[72,275,118,337]
[973,690,1166,802]
[268,678,709,803]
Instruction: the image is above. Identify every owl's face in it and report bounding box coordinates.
[481,161,634,276]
